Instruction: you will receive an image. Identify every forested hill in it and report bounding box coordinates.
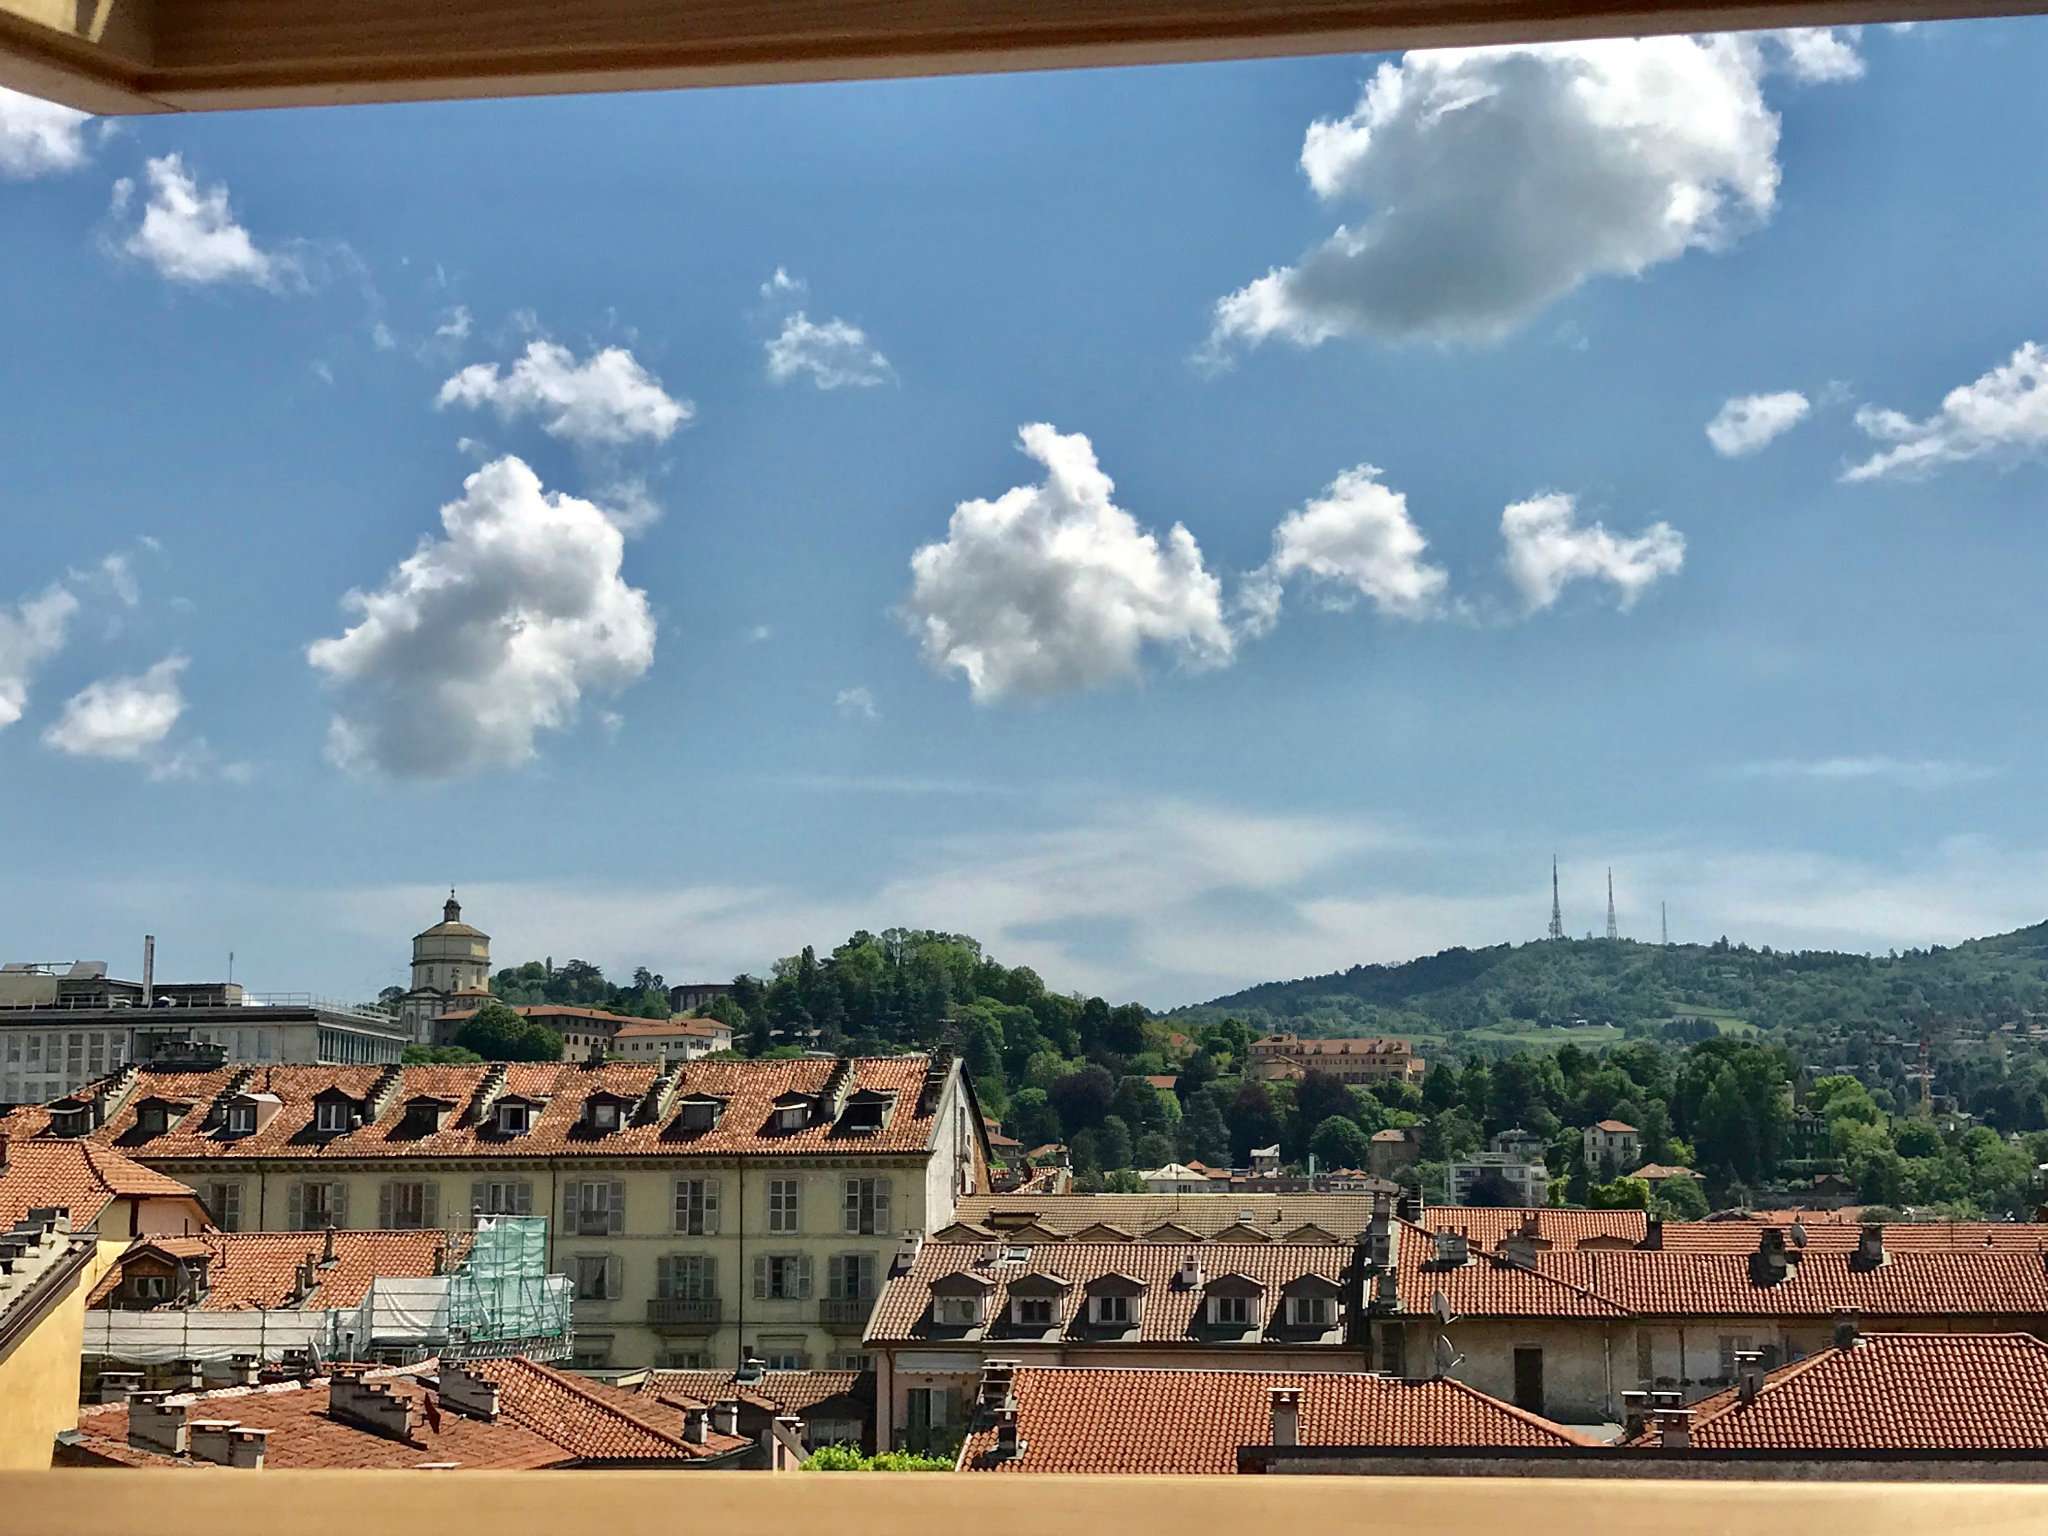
[1176,923,2048,1053]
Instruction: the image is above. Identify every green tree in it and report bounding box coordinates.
[453,1000,564,1062]
[1178,1089,1230,1164]
[1004,1088,1060,1149]
[403,1044,483,1065]
[1096,1114,1135,1172]
[1588,1176,1651,1210]
[1309,1116,1372,1170]
[1648,1177,1709,1220]
[1226,1081,1284,1165]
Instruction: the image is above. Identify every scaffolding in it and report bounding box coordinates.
[445,1216,573,1360]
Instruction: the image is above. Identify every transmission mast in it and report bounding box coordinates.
[1660,901,1668,947]
[1548,857,1564,941]
[1605,869,1618,941]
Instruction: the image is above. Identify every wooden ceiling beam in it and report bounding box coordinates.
[1,0,2040,114]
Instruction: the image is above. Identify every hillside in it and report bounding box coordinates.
[1174,922,2048,1056]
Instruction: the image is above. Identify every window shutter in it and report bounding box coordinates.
[753,1254,769,1299]
[827,1255,845,1300]
[797,1255,813,1299]
[704,1179,720,1235]
[423,1183,439,1229]
[703,1256,717,1297]
[287,1182,303,1231]
[608,1180,625,1234]
[843,1179,857,1234]
[875,1178,892,1234]
[471,1180,487,1225]
[563,1181,578,1229]
[516,1181,533,1215]
[656,1255,672,1299]
[378,1183,393,1229]
[332,1183,349,1227]
[605,1254,622,1300]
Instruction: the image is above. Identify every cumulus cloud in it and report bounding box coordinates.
[1706,390,1811,456]
[41,655,188,760]
[0,86,91,179]
[1206,37,1788,353]
[112,155,286,287]
[437,341,691,446]
[435,305,473,341]
[1771,27,1866,81]
[1240,464,1447,636]
[904,425,1233,702]
[0,583,80,730]
[307,456,657,778]
[1500,493,1684,612]
[1842,341,2048,482]
[766,313,893,390]
[835,686,879,721]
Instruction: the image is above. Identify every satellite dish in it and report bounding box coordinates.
[1432,1335,1464,1378]
[1431,1289,1458,1327]
[1789,1221,1808,1249]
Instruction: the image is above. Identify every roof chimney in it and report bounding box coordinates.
[96,1370,144,1405]
[1833,1310,1862,1350]
[321,1225,338,1267]
[1855,1224,1887,1269]
[189,1419,244,1467]
[127,1392,190,1458]
[1619,1389,1648,1440]
[682,1406,709,1444]
[712,1399,740,1438]
[1642,1217,1664,1251]
[1269,1386,1301,1448]
[1498,1232,1539,1269]
[1749,1227,1789,1284]
[1655,1408,1694,1450]
[0,1130,9,1171]
[993,1406,1026,1460]
[1430,1230,1469,1266]
[1395,1193,1423,1224]
[1177,1254,1204,1289]
[1734,1350,1765,1403]
[438,1365,501,1422]
[328,1376,416,1441]
[1368,1196,1392,1268]
[228,1427,269,1470]
[228,1354,261,1388]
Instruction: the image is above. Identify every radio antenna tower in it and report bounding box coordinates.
[1660,902,1668,947]
[1548,857,1564,941]
[1605,869,1619,941]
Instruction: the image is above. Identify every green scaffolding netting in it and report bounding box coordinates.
[446,1215,572,1350]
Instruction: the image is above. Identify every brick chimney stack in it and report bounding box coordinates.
[328,1376,417,1441]
[712,1399,740,1438]
[1269,1386,1302,1447]
[127,1392,190,1458]
[1654,1408,1694,1450]
[1855,1224,1887,1270]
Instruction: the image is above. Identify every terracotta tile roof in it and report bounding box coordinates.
[1538,1247,2048,1318]
[1630,1164,1702,1181]
[1394,1223,1629,1319]
[438,1004,643,1026]
[1591,1120,1639,1133]
[612,1018,721,1038]
[66,1358,745,1469]
[1424,1206,1650,1250]
[13,1056,942,1161]
[949,1194,1385,1242]
[1655,1220,2048,1254]
[868,1241,1359,1344]
[640,1369,871,1416]
[1144,1076,1179,1091]
[957,1366,1590,1473]
[86,1229,472,1311]
[1634,1333,2048,1451]
[0,1135,201,1229]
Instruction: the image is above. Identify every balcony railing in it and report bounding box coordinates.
[646,1297,721,1330]
[820,1295,876,1330]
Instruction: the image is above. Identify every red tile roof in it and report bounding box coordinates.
[86,1229,472,1311]
[1636,1333,2048,1451]
[1395,1224,1629,1320]
[952,1193,1387,1241]
[1421,1206,1650,1251]
[1655,1220,2048,1254]
[612,1018,722,1038]
[0,1136,201,1229]
[640,1369,870,1416]
[11,1056,944,1161]
[956,1366,1590,1473]
[1539,1247,2048,1319]
[1591,1120,1638,1133]
[868,1241,1359,1344]
[66,1358,747,1469]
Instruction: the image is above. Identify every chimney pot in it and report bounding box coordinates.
[1655,1408,1694,1450]
[1856,1224,1886,1268]
[189,1419,242,1466]
[228,1427,269,1470]
[683,1407,709,1444]
[127,1392,190,1458]
[1269,1386,1302,1447]
[994,1407,1025,1459]
[712,1399,740,1438]
[1620,1389,1648,1440]
[322,1225,337,1266]
[1833,1310,1862,1350]
[97,1370,144,1405]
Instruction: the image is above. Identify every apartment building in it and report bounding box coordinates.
[432,1004,734,1062]
[1247,1033,1424,1086]
[1582,1119,1642,1173]
[0,1052,988,1372]
[1447,1151,1550,1206]
[864,1238,1373,1450]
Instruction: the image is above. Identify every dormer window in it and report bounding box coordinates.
[1206,1294,1256,1327]
[315,1101,353,1134]
[48,1105,90,1138]
[676,1095,725,1133]
[770,1094,814,1133]
[224,1103,257,1136]
[1287,1295,1336,1328]
[1012,1296,1056,1328]
[587,1100,622,1133]
[934,1295,984,1327]
[1089,1294,1133,1326]
[837,1088,895,1134]
[496,1100,535,1136]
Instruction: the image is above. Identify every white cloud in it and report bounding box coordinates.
[1240,464,1447,636]
[835,686,879,721]
[1771,27,1866,82]
[766,312,893,390]
[1207,37,1787,352]
[0,583,79,730]
[1841,341,2048,482]
[1706,390,1811,456]
[593,479,663,535]
[904,424,1233,702]
[760,268,806,301]
[748,625,773,644]
[371,321,398,351]
[435,305,473,341]
[0,86,91,179]
[113,154,286,288]
[1736,755,1997,790]
[1500,492,1684,612]
[306,456,657,779]
[147,736,255,784]
[437,341,691,446]
[41,655,188,761]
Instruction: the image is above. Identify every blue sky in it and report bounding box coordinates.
[2,21,2046,1008]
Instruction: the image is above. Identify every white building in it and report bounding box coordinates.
[1139,1162,1215,1194]
[1448,1151,1551,1206]
[1582,1119,1642,1174]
